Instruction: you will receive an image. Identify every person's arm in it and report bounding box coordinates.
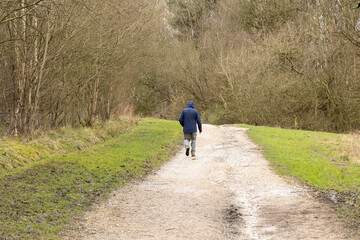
[179,110,185,127]
[196,111,202,133]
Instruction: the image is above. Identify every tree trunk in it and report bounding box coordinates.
[30,12,51,131]
[106,96,112,120]
[89,62,100,125]
[12,1,27,136]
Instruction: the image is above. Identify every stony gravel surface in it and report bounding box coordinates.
[64,125,353,240]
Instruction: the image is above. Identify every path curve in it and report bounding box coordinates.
[65,125,353,240]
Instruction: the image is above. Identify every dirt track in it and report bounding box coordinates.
[65,125,353,239]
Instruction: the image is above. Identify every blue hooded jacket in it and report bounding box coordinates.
[179,101,202,133]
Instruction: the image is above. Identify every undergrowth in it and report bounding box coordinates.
[0,118,182,239]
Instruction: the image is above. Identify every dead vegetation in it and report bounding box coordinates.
[0,0,165,135]
[137,0,360,133]
[339,131,360,163]
[1,0,360,134]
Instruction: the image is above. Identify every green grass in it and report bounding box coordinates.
[240,124,360,191]
[240,124,360,227]
[0,118,136,175]
[0,118,182,239]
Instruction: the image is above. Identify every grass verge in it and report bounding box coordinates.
[0,118,182,239]
[0,118,136,175]
[239,124,360,229]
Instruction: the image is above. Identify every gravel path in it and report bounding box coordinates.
[65,125,353,239]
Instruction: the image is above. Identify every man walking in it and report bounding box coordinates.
[179,101,202,157]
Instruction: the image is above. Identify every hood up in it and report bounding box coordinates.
[187,101,194,108]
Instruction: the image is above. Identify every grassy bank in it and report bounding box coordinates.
[0,118,182,239]
[240,124,360,227]
[0,118,136,175]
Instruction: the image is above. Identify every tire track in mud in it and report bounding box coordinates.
[64,125,353,240]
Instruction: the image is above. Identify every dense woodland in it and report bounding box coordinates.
[1,0,360,135]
